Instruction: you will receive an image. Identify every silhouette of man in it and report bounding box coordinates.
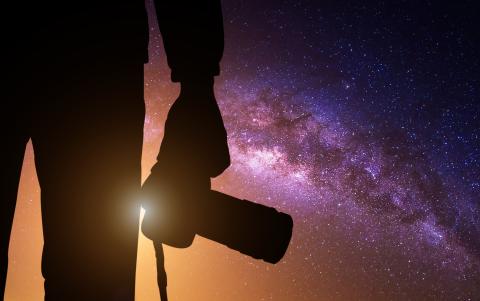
[1,1,224,300]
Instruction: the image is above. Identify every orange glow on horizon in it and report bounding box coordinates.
[5,136,295,301]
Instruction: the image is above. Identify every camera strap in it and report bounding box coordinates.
[156,244,168,301]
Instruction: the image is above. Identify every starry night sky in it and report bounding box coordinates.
[5,0,480,300]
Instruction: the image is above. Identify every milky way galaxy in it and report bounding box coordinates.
[5,1,480,300]
[143,1,480,299]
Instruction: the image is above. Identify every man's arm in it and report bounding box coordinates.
[151,0,229,179]
[142,0,229,249]
[153,0,224,83]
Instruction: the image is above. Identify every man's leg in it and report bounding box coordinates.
[31,59,145,300]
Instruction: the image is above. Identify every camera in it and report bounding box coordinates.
[142,176,293,264]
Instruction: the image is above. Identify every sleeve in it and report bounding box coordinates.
[153,0,224,82]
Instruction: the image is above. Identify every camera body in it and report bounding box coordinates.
[142,176,293,264]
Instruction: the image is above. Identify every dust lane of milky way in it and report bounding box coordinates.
[153,0,480,299]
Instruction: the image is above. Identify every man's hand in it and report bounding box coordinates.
[159,78,230,178]
[141,78,230,247]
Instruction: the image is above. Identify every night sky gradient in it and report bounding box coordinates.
[6,1,480,300]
